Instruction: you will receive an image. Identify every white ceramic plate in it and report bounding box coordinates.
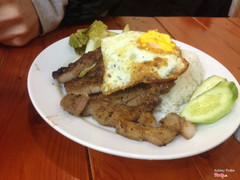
[28,31,240,160]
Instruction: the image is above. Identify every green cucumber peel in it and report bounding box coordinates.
[180,80,238,124]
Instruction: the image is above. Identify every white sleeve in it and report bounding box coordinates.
[31,0,68,34]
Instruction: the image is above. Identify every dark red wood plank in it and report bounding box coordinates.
[89,150,201,180]
[156,17,240,82]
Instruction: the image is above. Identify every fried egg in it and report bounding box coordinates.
[101,30,189,95]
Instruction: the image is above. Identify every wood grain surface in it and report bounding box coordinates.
[0,17,239,180]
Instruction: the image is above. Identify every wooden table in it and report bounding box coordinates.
[0,17,240,180]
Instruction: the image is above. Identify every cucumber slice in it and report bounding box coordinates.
[190,75,227,100]
[180,81,238,124]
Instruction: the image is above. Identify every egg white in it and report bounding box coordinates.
[101,31,188,95]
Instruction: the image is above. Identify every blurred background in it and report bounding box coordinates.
[229,0,240,17]
[63,0,240,26]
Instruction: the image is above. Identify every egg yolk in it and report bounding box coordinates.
[138,30,175,53]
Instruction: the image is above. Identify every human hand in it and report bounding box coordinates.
[0,0,41,46]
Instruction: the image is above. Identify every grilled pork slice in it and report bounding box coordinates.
[85,86,161,127]
[65,77,102,95]
[60,93,89,116]
[92,99,161,128]
[60,84,161,126]
[137,112,158,127]
[116,113,195,146]
[116,119,179,146]
[63,78,174,116]
[150,81,175,94]
[64,58,104,95]
[52,48,102,83]
[81,84,161,117]
[92,105,144,127]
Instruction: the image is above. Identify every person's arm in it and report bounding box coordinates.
[31,0,68,35]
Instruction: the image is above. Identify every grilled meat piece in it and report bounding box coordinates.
[92,103,157,128]
[116,113,195,146]
[91,96,160,127]
[83,85,161,127]
[65,77,102,95]
[151,81,175,94]
[64,58,104,95]
[160,113,196,140]
[80,93,105,116]
[92,84,159,107]
[60,93,89,116]
[81,85,161,117]
[179,116,196,139]
[60,86,161,127]
[116,119,179,146]
[52,48,102,83]
[92,105,142,127]
[137,112,158,128]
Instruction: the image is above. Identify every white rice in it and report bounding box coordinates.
[155,50,204,114]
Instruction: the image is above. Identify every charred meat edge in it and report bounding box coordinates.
[52,48,102,83]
